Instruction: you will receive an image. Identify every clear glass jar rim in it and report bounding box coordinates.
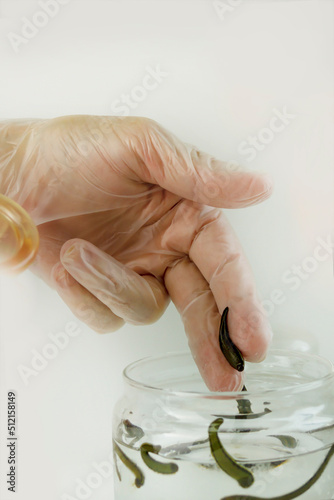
[123,349,334,398]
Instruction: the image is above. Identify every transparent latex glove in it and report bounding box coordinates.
[0,115,273,391]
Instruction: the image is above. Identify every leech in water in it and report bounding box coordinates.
[113,439,145,488]
[219,307,244,372]
[270,435,298,449]
[236,385,253,415]
[219,444,334,500]
[209,417,254,488]
[161,436,209,456]
[140,443,179,474]
[113,443,122,482]
[123,419,145,444]
[216,387,271,420]
[214,408,272,420]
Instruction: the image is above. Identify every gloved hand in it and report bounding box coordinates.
[0,115,273,391]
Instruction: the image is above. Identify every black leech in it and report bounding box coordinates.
[219,307,244,372]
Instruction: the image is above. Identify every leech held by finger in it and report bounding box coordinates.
[218,307,244,372]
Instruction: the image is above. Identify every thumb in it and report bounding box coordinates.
[127,118,273,208]
[52,239,170,333]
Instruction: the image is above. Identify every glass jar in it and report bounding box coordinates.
[112,350,334,500]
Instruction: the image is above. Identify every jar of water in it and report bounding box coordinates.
[112,350,334,500]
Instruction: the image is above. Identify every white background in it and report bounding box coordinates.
[0,1,333,499]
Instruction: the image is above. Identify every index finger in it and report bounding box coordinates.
[164,203,272,391]
[189,210,273,361]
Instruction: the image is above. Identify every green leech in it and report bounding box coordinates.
[270,435,298,449]
[113,444,122,482]
[217,388,272,420]
[113,440,145,488]
[140,443,179,474]
[237,385,253,415]
[219,444,334,500]
[209,417,254,488]
[219,307,244,372]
